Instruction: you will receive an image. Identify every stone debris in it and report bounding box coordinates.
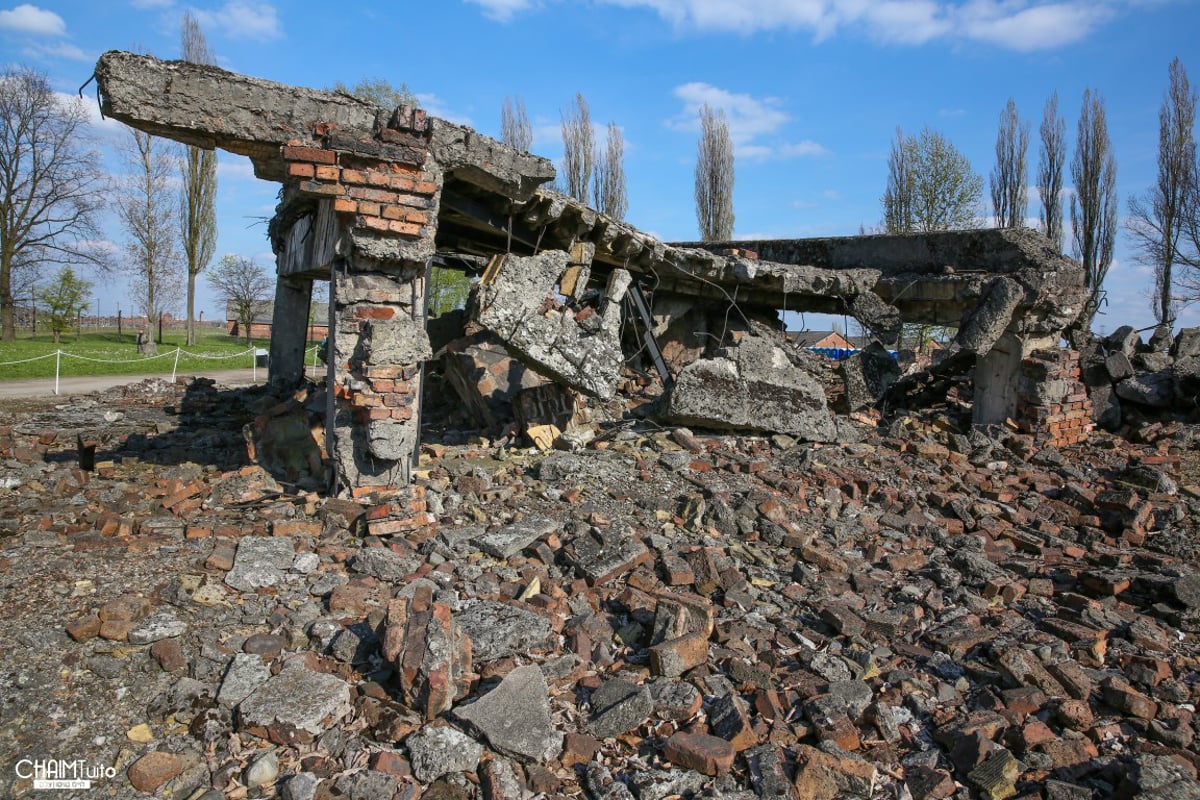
[453,664,562,762]
[237,663,353,744]
[663,334,839,441]
[2,372,1200,800]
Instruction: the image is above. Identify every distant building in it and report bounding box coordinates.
[786,330,858,350]
[227,301,329,340]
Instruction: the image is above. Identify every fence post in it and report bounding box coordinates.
[172,347,181,382]
[54,350,60,395]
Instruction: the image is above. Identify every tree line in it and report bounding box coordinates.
[881,60,1197,342]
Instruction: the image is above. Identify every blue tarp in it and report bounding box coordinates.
[807,347,899,361]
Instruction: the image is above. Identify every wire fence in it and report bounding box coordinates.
[0,345,321,395]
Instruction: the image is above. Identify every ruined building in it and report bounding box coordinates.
[94,51,1088,499]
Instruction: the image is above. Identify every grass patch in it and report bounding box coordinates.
[0,329,317,381]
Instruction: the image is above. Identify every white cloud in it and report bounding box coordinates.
[193,1,281,40]
[0,3,65,36]
[668,82,826,161]
[956,0,1113,50]
[24,40,89,61]
[464,0,537,21]
[216,155,255,181]
[478,0,1132,51]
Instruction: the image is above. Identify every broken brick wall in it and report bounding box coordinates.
[1015,348,1094,448]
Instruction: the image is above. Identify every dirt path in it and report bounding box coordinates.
[0,366,326,398]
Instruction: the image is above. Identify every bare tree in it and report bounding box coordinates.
[882,127,913,233]
[592,122,627,221]
[695,104,735,241]
[1180,154,1200,303]
[118,128,182,341]
[501,95,532,152]
[0,66,107,340]
[1128,58,1197,328]
[180,11,218,346]
[561,93,593,204]
[208,254,272,345]
[991,98,1029,228]
[1037,93,1067,251]
[882,127,982,233]
[1069,89,1119,340]
[330,77,416,108]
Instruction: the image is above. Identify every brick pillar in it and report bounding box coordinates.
[272,105,442,503]
[267,276,313,391]
[330,263,431,494]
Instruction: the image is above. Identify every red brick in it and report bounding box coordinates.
[299,180,343,196]
[281,145,336,164]
[663,732,735,776]
[287,162,315,178]
[340,168,368,184]
[347,185,400,204]
[66,615,101,642]
[353,305,397,320]
[333,198,358,214]
[388,220,422,236]
[314,165,340,181]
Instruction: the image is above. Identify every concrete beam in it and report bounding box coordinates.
[94,50,553,196]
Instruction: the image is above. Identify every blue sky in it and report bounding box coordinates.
[1,0,1197,334]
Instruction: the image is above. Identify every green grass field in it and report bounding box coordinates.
[0,329,299,381]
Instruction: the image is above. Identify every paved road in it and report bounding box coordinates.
[0,367,274,399]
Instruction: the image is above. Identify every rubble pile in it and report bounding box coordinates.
[1081,325,1200,433]
[2,375,1200,799]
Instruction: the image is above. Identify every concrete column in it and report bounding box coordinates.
[267,276,313,391]
[973,333,1054,426]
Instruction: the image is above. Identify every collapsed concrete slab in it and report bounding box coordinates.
[662,335,838,441]
[476,252,629,400]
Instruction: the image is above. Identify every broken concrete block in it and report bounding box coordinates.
[663,335,838,441]
[564,525,650,585]
[476,252,625,399]
[406,724,483,782]
[473,517,558,559]
[453,665,562,763]
[1116,370,1174,408]
[588,678,653,739]
[839,342,900,411]
[224,537,295,592]
[237,663,352,745]
[455,600,554,662]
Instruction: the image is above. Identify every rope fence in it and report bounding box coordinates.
[0,346,320,395]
